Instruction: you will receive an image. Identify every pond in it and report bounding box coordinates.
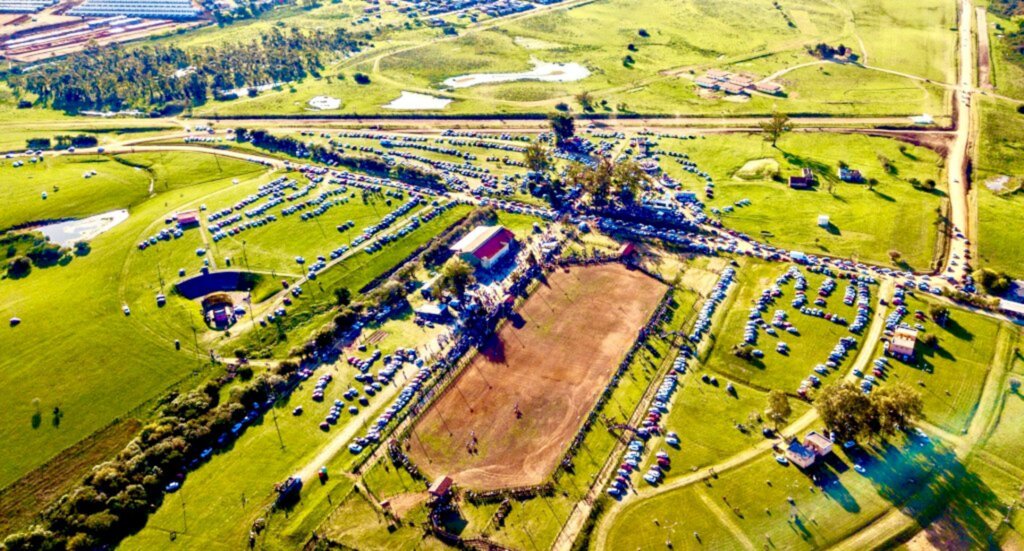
[442,58,590,89]
[35,209,129,246]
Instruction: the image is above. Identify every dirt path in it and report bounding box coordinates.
[976,7,992,90]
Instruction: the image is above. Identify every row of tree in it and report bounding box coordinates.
[2,368,299,550]
[5,27,362,113]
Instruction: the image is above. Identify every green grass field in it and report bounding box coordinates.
[975,96,1024,278]
[0,152,268,490]
[181,0,953,116]
[869,294,1006,434]
[659,132,945,269]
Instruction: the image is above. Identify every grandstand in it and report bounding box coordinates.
[0,0,57,14]
[68,0,201,19]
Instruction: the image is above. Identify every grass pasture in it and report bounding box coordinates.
[0,155,151,230]
[658,132,946,270]
[0,152,270,490]
[406,263,667,490]
[870,294,1007,434]
[975,96,1024,278]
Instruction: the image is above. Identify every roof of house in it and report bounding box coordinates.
[999,299,1024,316]
[892,327,918,350]
[756,81,782,91]
[452,225,515,262]
[177,210,200,224]
[804,431,833,451]
[786,440,816,460]
[428,476,453,496]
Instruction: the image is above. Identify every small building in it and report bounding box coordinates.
[999,298,1024,319]
[618,242,637,260]
[695,76,719,89]
[450,225,516,270]
[785,440,817,469]
[721,82,749,95]
[428,475,453,499]
[889,326,918,358]
[414,303,450,323]
[817,214,830,227]
[789,168,815,189]
[755,81,783,95]
[838,167,864,183]
[177,210,200,228]
[803,432,834,457]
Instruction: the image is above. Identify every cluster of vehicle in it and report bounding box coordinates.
[798,336,858,398]
[846,279,873,333]
[608,438,647,497]
[854,356,890,393]
[282,186,349,220]
[689,267,736,343]
[645,374,678,433]
[137,225,186,250]
[351,351,432,454]
[311,373,333,401]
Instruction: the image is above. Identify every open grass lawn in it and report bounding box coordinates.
[604,485,746,550]
[975,96,1024,278]
[318,487,446,551]
[701,261,865,394]
[644,378,811,479]
[980,353,1024,467]
[0,153,268,490]
[870,294,1006,434]
[190,0,949,116]
[658,132,945,270]
[0,155,151,230]
[609,432,1010,550]
[986,11,1024,100]
[846,0,957,83]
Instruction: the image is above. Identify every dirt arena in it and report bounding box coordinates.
[406,264,666,491]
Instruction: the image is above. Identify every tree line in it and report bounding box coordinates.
[4,27,363,113]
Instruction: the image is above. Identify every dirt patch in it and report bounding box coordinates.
[904,513,973,551]
[977,8,993,90]
[406,264,666,491]
[384,491,427,518]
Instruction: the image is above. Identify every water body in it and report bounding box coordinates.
[383,91,453,110]
[35,209,129,246]
[442,59,590,89]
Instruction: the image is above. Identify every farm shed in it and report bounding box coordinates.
[889,326,918,358]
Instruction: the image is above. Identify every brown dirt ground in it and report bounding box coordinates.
[405,264,666,491]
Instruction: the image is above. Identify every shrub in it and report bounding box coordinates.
[353,72,371,85]
[6,255,31,278]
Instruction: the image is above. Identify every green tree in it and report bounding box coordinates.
[765,389,792,429]
[333,287,352,306]
[440,257,475,295]
[928,304,949,327]
[870,383,923,436]
[759,111,790,147]
[524,141,552,174]
[548,112,575,146]
[814,381,877,441]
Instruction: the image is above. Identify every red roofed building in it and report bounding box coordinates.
[451,225,516,270]
[177,210,200,228]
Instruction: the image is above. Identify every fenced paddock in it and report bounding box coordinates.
[405,263,666,491]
